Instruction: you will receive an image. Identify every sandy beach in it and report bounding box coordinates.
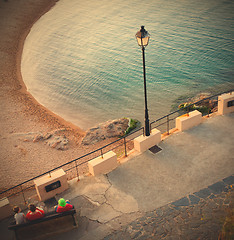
[0,0,117,190]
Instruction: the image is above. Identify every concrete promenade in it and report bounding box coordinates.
[1,112,234,239]
[52,112,234,240]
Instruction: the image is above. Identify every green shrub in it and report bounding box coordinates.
[125,118,139,135]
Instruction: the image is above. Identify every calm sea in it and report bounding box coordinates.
[21,0,234,130]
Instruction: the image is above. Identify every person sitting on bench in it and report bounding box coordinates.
[54,198,73,213]
[13,206,26,224]
[26,204,45,221]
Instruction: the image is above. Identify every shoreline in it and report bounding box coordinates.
[15,0,85,135]
[0,0,93,189]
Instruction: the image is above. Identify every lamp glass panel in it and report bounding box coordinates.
[142,37,149,46]
[136,32,150,47]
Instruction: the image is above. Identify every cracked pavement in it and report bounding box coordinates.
[60,174,140,225]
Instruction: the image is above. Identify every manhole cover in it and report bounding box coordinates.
[149,145,162,154]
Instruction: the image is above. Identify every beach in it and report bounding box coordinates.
[1,0,233,191]
[0,0,100,190]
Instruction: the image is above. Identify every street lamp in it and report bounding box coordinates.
[136,26,150,136]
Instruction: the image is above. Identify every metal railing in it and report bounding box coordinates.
[0,89,233,205]
[0,126,144,204]
[150,90,233,134]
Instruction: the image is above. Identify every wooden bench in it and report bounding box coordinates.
[8,209,77,240]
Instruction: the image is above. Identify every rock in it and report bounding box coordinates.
[43,132,52,140]
[33,134,43,142]
[106,118,129,138]
[46,135,68,150]
[179,92,217,114]
[82,118,129,145]
[10,130,69,150]
[17,145,27,155]
[190,93,217,108]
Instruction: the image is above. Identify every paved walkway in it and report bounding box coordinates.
[1,112,234,239]
[105,177,234,240]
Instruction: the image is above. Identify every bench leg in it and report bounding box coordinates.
[72,214,77,226]
[14,229,18,240]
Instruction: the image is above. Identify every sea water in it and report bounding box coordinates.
[21,0,234,130]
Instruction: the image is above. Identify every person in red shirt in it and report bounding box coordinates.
[54,198,73,213]
[26,204,45,221]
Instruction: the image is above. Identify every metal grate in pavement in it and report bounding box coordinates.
[149,145,162,154]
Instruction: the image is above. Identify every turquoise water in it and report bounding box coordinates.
[22,0,234,130]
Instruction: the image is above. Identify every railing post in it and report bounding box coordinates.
[208,107,210,117]
[167,115,170,135]
[101,149,104,158]
[124,137,127,157]
[20,185,27,205]
[75,160,80,181]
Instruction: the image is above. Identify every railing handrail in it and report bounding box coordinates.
[1,89,233,196]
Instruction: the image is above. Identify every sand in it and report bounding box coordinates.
[0,0,116,191]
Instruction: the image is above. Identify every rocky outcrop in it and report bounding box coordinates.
[12,128,69,150]
[82,118,129,145]
[179,92,218,114]
[190,93,217,109]
[32,129,68,150]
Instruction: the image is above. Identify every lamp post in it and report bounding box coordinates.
[136,26,150,136]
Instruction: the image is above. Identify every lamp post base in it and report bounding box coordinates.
[145,118,150,136]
